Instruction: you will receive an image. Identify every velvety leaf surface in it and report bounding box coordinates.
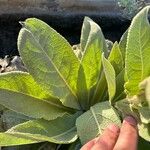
[76,65,88,110]
[108,42,125,102]
[0,133,40,146]
[6,113,81,144]
[119,29,128,63]
[0,72,70,120]
[113,69,126,102]
[138,123,150,142]
[102,54,116,101]
[139,107,150,124]
[109,42,123,75]
[80,17,91,52]
[80,17,107,54]
[2,110,31,130]
[18,18,81,110]
[76,102,121,144]
[115,99,140,121]
[80,17,107,106]
[139,77,150,107]
[0,71,59,102]
[125,6,150,96]
[90,71,107,105]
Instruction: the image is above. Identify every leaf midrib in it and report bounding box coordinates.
[138,19,144,81]
[7,127,77,143]
[90,107,102,135]
[0,88,69,112]
[25,28,81,109]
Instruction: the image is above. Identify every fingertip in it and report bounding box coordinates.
[94,124,120,149]
[114,116,138,150]
[123,116,137,127]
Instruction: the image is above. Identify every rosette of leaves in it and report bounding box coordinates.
[0,6,149,149]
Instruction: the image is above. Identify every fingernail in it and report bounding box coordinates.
[123,116,137,127]
[108,124,120,133]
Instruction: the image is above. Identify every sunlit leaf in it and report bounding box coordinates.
[125,6,150,96]
[18,18,81,110]
[76,102,121,144]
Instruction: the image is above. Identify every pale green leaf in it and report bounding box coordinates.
[80,17,90,52]
[76,65,88,110]
[0,72,71,120]
[139,77,150,107]
[139,107,150,124]
[109,42,123,75]
[108,42,125,102]
[80,17,107,54]
[80,17,107,107]
[2,110,31,130]
[90,71,107,105]
[18,18,81,110]
[115,99,140,121]
[113,69,126,102]
[138,123,150,142]
[102,54,116,101]
[6,113,80,144]
[0,133,40,146]
[0,71,54,100]
[76,102,121,144]
[119,29,128,62]
[81,17,107,90]
[125,6,150,96]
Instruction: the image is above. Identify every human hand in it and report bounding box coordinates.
[81,116,138,150]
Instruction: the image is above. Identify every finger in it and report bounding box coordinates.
[114,116,138,150]
[80,138,97,150]
[92,124,120,150]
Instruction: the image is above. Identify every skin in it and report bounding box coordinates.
[81,116,138,150]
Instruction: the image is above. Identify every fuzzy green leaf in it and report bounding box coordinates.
[115,99,140,121]
[113,69,126,102]
[18,18,81,110]
[90,71,107,105]
[0,133,40,146]
[139,107,150,124]
[0,72,71,120]
[139,77,150,107]
[80,17,107,54]
[81,17,107,90]
[102,54,116,101]
[76,65,88,110]
[6,113,80,144]
[80,17,107,108]
[125,6,150,96]
[109,42,123,75]
[76,102,121,145]
[108,42,125,102]
[138,123,150,142]
[2,110,31,130]
[119,29,128,63]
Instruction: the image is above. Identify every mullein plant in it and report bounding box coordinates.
[0,6,149,149]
